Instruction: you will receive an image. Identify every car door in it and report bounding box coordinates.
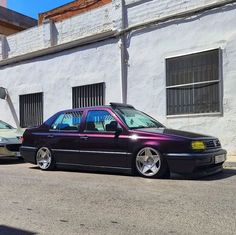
[47,110,83,165]
[79,109,130,168]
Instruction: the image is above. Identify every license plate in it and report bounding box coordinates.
[215,154,226,164]
[15,152,21,157]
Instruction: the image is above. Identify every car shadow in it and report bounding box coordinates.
[0,157,25,165]
[0,225,37,235]
[28,164,236,181]
[29,165,131,177]
[171,168,236,181]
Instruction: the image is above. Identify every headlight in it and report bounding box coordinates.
[0,137,8,144]
[191,141,205,150]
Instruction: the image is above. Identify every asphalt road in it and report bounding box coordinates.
[0,158,236,235]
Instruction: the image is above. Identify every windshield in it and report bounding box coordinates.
[114,107,164,130]
[0,120,13,130]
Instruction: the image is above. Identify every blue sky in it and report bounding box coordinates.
[7,0,73,19]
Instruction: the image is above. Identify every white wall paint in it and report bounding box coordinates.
[0,0,236,154]
[0,3,113,60]
[0,39,121,124]
[127,3,236,153]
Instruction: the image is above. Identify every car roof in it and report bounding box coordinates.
[58,103,135,113]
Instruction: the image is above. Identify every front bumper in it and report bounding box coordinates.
[0,144,21,157]
[165,149,227,175]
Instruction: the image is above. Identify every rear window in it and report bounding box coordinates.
[0,121,13,129]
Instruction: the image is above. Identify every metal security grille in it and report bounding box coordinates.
[72,83,105,108]
[166,49,221,116]
[19,93,43,128]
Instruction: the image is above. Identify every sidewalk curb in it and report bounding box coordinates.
[224,162,236,168]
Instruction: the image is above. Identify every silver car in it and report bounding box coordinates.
[0,120,23,157]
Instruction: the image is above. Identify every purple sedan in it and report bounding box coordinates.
[20,103,227,178]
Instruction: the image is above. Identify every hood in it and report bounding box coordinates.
[0,128,24,139]
[133,128,212,139]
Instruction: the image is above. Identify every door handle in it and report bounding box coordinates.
[80,136,89,140]
[47,135,54,138]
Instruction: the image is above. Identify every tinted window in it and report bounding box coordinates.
[51,111,83,131]
[85,110,118,132]
[115,108,164,130]
[0,121,13,129]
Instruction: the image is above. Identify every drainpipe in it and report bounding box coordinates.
[0,87,20,129]
[119,0,128,104]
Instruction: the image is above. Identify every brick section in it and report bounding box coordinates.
[39,0,111,24]
[0,6,37,29]
[2,3,113,60]
[126,0,227,27]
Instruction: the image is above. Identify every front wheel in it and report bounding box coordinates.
[36,147,55,171]
[135,147,169,178]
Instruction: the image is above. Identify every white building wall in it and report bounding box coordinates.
[0,38,121,124]
[0,0,236,154]
[125,0,229,27]
[0,3,113,61]
[126,2,236,154]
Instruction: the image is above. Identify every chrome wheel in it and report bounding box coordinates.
[36,147,52,170]
[136,147,161,177]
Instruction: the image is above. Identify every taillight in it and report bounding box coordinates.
[20,136,24,143]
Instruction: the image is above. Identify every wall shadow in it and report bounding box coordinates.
[6,96,20,129]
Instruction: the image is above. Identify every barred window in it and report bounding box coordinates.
[166,49,221,116]
[72,83,105,108]
[19,93,43,128]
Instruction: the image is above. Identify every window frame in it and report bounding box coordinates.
[83,109,121,134]
[19,92,44,128]
[165,48,223,118]
[72,82,105,108]
[49,111,83,132]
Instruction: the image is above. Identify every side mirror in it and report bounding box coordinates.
[115,127,123,137]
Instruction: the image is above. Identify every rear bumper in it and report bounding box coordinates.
[0,144,21,157]
[165,149,227,175]
[20,146,37,164]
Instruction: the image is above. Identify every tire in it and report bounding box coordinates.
[36,147,55,171]
[134,147,169,178]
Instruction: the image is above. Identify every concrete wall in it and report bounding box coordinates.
[0,38,121,124]
[0,0,236,153]
[125,0,229,26]
[126,2,236,154]
[0,3,113,61]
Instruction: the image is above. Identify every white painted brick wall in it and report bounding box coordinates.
[7,26,44,58]
[0,1,231,61]
[0,4,113,61]
[126,0,230,27]
[56,3,113,45]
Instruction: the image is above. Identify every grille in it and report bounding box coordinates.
[166,49,221,115]
[20,92,43,128]
[72,83,105,108]
[204,139,221,149]
[6,144,21,152]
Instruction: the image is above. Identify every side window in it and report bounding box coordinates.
[85,110,119,132]
[51,111,83,131]
[51,113,65,130]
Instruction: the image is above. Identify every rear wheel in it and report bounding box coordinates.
[135,147,169,178]
[36,147,55,170]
